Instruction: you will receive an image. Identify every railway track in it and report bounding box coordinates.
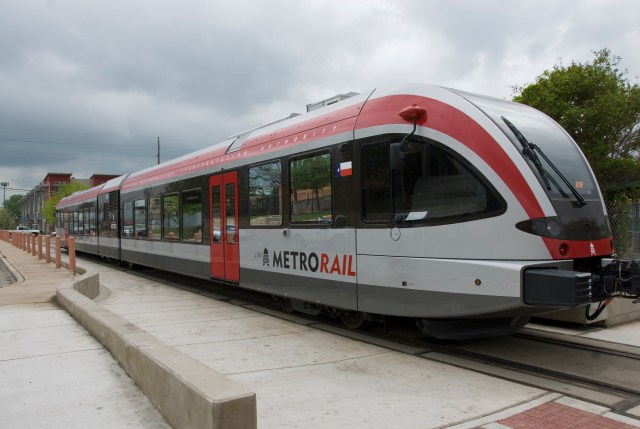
[85,254,640,416]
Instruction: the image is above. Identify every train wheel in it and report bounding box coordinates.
[341,311,366,330]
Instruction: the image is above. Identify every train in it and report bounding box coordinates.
[56,83,640,339]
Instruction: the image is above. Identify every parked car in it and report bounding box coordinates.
[14,225,40,235]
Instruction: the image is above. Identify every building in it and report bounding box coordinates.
[19,173,119,233]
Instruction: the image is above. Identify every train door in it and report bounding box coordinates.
[209,171,240,281]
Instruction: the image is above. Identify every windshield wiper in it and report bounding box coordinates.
[501,116,586,207]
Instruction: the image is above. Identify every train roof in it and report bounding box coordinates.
[57,183,106,209]
[57,83,530,204]
[118,89,376,192]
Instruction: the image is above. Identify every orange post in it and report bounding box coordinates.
[31,234,36,257]
[45,235,51,264]
[37,234,43,260]
[68,236,76,275]
[25,233,30,253]
[55,236,62,269]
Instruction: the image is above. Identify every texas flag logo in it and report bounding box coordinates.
[337,161,352,177]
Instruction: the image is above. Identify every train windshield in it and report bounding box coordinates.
[455,91,598,202]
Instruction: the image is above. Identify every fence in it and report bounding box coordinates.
[607,199,640,259]
[0,231,74,273]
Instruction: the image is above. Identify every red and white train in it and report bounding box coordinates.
[56,83,640,339]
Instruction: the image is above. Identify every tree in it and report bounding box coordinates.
[3,194,23,224]
[512,49,640,197]
[42,181,90,226]
[0,208,16,230]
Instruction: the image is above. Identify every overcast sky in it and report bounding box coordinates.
[1,0,639,202]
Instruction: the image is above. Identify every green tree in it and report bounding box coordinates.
[3,194,23,224]
[43,181,90,226]
[512,49,640,197]
[0,208,16,229]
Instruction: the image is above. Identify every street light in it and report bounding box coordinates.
[1,182,8,207]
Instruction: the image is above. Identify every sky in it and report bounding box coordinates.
[1,0,639,203]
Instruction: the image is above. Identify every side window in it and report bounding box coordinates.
[73,211,78,235]
[78,210,84,235]
[134,199,146,239]
[249,162,282,226]
[182,190,202,242]
[89,205,96,236]
[122,201,133,238]
[211,186,221,243]
[84,207,90,236]
[361,142,392,222]
[290,152,332,224]
[394,140,505,223]
[226,184,236,244]
[163,194,179,240]
[147,197,161,240]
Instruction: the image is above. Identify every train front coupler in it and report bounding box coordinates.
[592,258,640,301]
[587,258,640,320]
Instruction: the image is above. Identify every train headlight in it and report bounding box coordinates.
[546,219,562,237]
[516,216,565,239]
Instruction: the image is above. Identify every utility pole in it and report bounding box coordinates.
[157,137,160,165]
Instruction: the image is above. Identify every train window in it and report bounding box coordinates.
[226,184,236,244]
[249,162,282,226]
[89,206,96,236]
[182,190,202,243]
[147,197,161,240]
[78,211,85,236]
[84,207,90,236]
[98,193,118,239]
[134,199,146,239]
[122,201,134,238]
[163,194,179,240]
[392,140,505,224]
[211,186,221,244]
[361,142,392,222]
[290,152,332,224]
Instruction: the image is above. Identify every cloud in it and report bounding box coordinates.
[0,0,639,195]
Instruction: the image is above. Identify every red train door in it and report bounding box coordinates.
[209,172,240,281]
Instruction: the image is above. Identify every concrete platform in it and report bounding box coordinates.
[2,238,640,428]
[0,241,170,428]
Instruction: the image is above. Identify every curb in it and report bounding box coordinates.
[56,271,257,429]
[0,251,25,284]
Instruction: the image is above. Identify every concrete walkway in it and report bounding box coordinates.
[0,241,169,428]
[2,238,640,428]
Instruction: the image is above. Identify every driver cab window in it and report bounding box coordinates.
[361,138,505,224]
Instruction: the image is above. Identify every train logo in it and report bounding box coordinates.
[263,247,356,277]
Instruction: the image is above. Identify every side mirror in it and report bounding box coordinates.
[390,143,405,170]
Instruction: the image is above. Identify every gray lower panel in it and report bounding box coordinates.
[240,268,357,310]
[121,249,210,280]
[76,242,99,256]
[358,283,531,318]
[99,245,120,260]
